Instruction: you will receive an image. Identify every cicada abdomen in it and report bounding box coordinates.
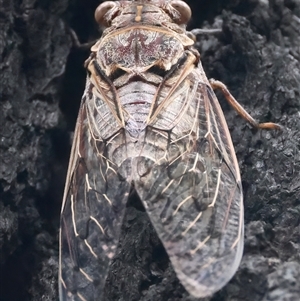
[59,1,245,300]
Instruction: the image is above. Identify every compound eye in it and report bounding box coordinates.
[170,0,191,25]
[94,1,117,27]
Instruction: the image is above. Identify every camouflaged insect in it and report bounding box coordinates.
[59,1,280,300]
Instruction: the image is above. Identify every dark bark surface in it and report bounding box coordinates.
[0,0,299,301]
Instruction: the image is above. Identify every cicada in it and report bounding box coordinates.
[59,1,280,300]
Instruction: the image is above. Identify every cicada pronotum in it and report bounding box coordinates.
[59,1,281,300]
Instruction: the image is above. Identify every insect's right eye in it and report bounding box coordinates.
[170,0,192,25]
[94,1,117,27]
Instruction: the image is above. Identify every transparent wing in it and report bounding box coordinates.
[59,99,131,301]
[134,68,244,298]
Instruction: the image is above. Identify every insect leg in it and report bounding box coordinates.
[209,79,282,130]
[190,28,222,36]
[68,28,97,50]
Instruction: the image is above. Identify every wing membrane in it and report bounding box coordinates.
[59,98,131,301]
[134,67,243,298]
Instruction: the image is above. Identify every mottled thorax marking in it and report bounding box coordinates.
[135,5,143,22]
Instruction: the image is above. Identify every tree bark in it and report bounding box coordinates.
[0,0,299,301]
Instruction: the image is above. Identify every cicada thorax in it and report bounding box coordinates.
[84,7,200,171]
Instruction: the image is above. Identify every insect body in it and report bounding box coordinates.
[59,1,280,300]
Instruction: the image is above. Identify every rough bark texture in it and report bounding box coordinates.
[0,0,299,301]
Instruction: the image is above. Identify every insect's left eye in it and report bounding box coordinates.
[94,1,117,27]
[170,0,192,25]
